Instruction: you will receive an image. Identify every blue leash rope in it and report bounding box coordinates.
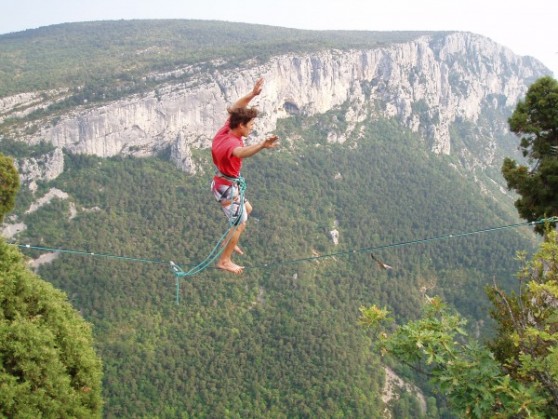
[169,176,247,304]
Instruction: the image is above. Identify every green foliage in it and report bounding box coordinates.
[487,229,558,415]
[0,153,19,222]
[502,76,558,233]
[360,297,547,417]
[361,230,558,417]
[389,388,428,418]
[0,138,55,159]
[0,239,103,417]
[0,20,543,415]
[0,113,534,416]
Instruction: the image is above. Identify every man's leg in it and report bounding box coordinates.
[217,222,246,274]
[233,201,252,255]
[220,200,252,256]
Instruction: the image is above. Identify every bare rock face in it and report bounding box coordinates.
[3,32,549,176]
[14,148,65,191]
[0,89,70,123]
[170,132,197,175]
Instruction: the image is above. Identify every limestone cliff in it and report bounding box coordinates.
[1,32,550,177]
[14,147,65,192]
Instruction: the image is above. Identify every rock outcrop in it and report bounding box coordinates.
[14,148,65,191]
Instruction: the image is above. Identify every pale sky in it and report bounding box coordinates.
[2,0,557,76]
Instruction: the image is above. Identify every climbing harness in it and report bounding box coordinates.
[213,171,247,225]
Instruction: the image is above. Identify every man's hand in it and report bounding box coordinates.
[251,78,264,97]
[261,135,279,149]
[230,77,265,111]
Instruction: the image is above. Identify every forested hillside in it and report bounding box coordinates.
[2,113,535,416]
[0,19,547,417]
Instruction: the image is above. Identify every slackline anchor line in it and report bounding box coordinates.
[12,216,558,305]
[169,216,558,305]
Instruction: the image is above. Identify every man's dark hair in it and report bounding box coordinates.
[228,106,259,129]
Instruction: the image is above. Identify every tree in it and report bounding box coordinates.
[0,153,19,223]
[0,239,104,417]
[486,229,558,415]
[0,240,102,417]
[359,301,545,417]
[360,230,558,417]
[502,76,558,234]
[0,156,103,417]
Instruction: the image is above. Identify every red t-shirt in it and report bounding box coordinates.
[212,119,244,187]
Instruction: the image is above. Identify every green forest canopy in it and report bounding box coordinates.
[0,114,537,417]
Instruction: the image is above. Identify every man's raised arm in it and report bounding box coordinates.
[229,78,264,111]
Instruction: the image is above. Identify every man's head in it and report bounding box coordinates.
[228,106,259,130]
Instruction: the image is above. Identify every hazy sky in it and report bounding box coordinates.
[2,0,557,76]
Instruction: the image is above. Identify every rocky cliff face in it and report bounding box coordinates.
[2,32,549,177]
[14,147,65,191]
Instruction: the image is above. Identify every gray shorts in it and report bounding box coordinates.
[211,181,248,225]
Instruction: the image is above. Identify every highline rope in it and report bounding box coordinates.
[11,216,558,304]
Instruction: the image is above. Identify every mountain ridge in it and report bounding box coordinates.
[0,19,446,98]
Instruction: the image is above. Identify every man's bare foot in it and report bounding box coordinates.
[221,243,245,255]
[216,260,244,274]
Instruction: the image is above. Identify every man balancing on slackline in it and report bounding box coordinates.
[211,77,279,274]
